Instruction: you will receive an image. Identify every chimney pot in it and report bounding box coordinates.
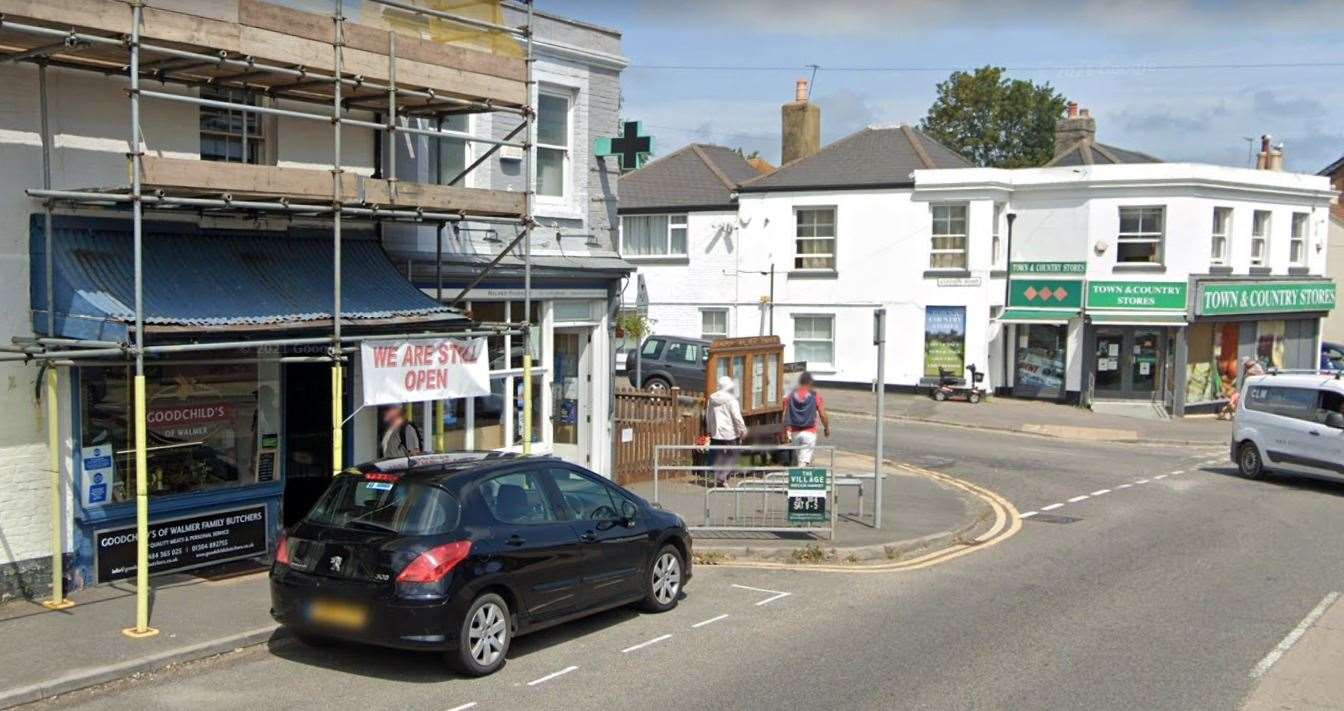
[1079,107,1091,118]
[795,79,809,103]
[1067,101,1079,118]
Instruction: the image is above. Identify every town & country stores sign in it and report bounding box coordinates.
[1087,281,1188,311]
[1196,281,1337,316]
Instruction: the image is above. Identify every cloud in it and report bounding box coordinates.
[1252,89,1326,119]
[635,0,1342,37]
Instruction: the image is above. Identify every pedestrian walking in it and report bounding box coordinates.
[380,404,423,458]
[782,372,830,466]
[706,376,747,486]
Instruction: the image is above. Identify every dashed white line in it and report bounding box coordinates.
[692,614,729,628]
[755,592,791,606]
[1170,470,1185,475]
[1250,592,1341,679]
[1135,479,1150,484]
[1117,483,1133,489]
[622,634,673,654]
[446,704,477,711]
[1020,511,1038,518]
[1041,503,1064,511]
[1067,495,1089,503]
[731,583,792,606]
[1091,489,1111,496]
[527,666,579,686]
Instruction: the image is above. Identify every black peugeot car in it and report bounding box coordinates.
[270,452,691,676]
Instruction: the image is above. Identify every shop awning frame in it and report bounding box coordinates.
[998,308,1079,325]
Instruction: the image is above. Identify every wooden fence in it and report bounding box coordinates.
[613,387,704,486]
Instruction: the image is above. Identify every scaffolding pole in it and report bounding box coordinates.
[331,0,345,477]
[123,0,158,640]
[521,0,534,455]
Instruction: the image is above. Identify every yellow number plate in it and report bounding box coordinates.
[307,600,367,630]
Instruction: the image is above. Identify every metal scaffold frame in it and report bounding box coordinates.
[0,0,539,636]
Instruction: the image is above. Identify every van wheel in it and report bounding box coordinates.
[1238,441,1265,480]
[450,593,510,677]
[640,545,684,613]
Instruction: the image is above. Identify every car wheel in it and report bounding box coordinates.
[968,391,982,404]
[640,545,684,613]
[289,630,336,647]
[932,389,948,402]
[450,593,511,677]
[644,376,671,394]
[1237,441,1265,480]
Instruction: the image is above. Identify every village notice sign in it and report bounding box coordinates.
[360,337,490,406]
[1196,281,1337,316]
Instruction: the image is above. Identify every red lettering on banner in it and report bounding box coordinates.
[372,345,398,368]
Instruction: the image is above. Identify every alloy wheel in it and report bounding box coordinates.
[652,552,681,605]
[468,602,507,667]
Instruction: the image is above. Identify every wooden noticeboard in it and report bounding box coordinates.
[706,336,785,418]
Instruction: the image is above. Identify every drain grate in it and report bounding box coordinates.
[1026,513,1081,524]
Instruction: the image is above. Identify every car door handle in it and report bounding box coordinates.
[1310,430,1321,436]
[579,531,596,543]
[506,535,526,547]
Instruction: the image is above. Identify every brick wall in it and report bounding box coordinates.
[0,442,59,601]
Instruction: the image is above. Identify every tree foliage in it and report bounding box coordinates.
[919,66,1069,168]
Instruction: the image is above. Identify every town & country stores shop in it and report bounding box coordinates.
[1177,278,1337,415]
[1083,280,1189,406]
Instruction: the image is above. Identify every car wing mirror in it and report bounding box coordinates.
[1326,411,1344,430]
[620,500,639,527]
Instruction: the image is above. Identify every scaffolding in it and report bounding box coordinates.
[0,0,539,636]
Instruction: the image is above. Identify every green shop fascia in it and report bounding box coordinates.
[1178,278,1337,415]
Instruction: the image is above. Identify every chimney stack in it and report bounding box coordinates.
[1054,101,1096,158]
[1255,134,1284,171]
[781,79,821,164]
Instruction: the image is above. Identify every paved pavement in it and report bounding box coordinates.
[14,417,1344,710]
[823,385,1233,445]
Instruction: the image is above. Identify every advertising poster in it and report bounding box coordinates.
[81,445,115,507]
[923,306,967,378]
[95,504,268,582]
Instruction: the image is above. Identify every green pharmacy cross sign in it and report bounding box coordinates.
[595,120,654,171]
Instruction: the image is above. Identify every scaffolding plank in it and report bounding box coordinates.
[139,156,525,216]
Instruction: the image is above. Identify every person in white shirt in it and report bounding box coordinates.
[705,376,748,486]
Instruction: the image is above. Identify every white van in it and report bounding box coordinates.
[1233,373,1344,479]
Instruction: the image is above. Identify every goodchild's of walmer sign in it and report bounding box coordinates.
[360,337,490,407]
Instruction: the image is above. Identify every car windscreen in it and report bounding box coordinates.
[305,473,460,535]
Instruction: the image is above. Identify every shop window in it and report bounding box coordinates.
[1210,207,1231,266]
[553,301,593,322]
[79,359,278,506]
[473,378,507,450]
[512,374,544,446]
[620,215,688,257]
[1290,213,1309,266]
[1257,320,1286,369]
[701,309,728,340]
[508,301,543,369]
[1117,206,1164,264]
[930,204,968,270]
[1251,210,1271,267]
[430,398,469,451]
[1185,322,1245,406]
[794,207,836,271]
[792,314,835,368]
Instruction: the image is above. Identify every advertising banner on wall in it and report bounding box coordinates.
[360,337,490,407]
[95,504,268,582]
[923,306,967,377]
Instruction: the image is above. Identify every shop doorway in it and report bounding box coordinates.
[1093,327,1166,400]
[1013,324,1067,400]
[552,327,592,465]
[282,362,333,525]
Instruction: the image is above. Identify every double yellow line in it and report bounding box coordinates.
[715,462,1022,574]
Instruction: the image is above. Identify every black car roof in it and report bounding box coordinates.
[355,452,559,483]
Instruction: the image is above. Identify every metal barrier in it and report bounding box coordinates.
[651,444,839,539]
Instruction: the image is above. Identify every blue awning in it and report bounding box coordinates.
[30,215,466,341]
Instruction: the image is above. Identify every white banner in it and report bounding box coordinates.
[360,337,490,407]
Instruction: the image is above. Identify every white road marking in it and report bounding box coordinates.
[1117,484,1133,489]
[1020,511,1038,518]
[731,583,792,606]
[692,614,729,628]
[1135,479,1150,484]
[1153,474,1168,480]
[1250,592,1341,679]
[527,666,579,686]
[1170,470,1185,475]
[1091,489,1111,496]
[446,704,477,711]
[1041,503,1064,511]
[622,634,673,653]
[1067,495,1089,503]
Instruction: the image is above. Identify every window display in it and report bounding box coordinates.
[80,358,279,506]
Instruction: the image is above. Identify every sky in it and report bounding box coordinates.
[540,0,1344,173]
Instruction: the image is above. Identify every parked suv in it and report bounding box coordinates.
[626,335,710,393]
[1232,373,1344,480]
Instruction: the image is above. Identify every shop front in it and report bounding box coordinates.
[1083,281,1189,407]
[1177,278,1337,415]
[997,270,1084,401]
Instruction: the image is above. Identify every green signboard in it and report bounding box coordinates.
[787,468,828,524]
[1197,281,1337,316]
[1010,261,1086,275]
[1008,279,1084,309]
[1087,281,1188,311]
